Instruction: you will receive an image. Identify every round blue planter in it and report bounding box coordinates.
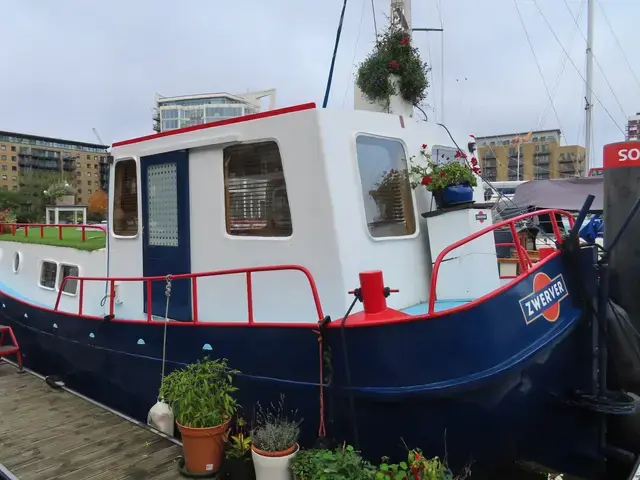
[432,183,474,209]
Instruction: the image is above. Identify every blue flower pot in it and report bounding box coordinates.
[432,183,474,209]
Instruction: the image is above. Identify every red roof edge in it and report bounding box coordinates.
[112,102,317,148]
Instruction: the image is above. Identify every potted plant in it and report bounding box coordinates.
[290,444,376,480]
[44,181,76,205]
[222,417,255,480]
[356,24,429,113]
[159,357,239,476]
[408,144,480,210]
[376,448,470,480]
[250,395,301,480]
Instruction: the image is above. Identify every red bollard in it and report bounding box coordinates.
[359,271,387,315]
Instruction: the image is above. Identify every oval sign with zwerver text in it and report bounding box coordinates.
[603,141,640,169]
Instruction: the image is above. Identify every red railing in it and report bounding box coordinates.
[0,223,106,242]
[427,209,575,314]
[55,264,325,324]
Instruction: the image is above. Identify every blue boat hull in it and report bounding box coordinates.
[0,252,603,476]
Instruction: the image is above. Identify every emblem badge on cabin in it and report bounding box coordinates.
[518,273,568,325]
[475,211,487,224]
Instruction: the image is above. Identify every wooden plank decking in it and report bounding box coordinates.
[0,361,183,479]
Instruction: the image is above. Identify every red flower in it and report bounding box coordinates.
[471,157,479,166]
[401,36,409,45]
[421,143,427,149]
[421,176,433,186]
[389,60,400,69]
[440,172,446,177]
[473,166,481,174]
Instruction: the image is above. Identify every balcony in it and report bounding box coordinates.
[19,157,60,171]
[62,159,76,172]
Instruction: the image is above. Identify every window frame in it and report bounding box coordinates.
[58,263,80,296]
[38,260,58,291]
[111,157,140,239]
[222,138,293,241]
[353,133,419,242]
[13,251,22,274]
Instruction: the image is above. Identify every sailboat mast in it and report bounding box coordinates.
[584,0,594,176]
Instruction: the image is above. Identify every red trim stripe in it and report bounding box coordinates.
[112,102,317,148]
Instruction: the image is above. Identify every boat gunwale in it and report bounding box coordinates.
[0,248,565,329]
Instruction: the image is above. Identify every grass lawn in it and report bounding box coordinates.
[0,226,106,251]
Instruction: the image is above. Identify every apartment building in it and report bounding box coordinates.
[476,129,585,182]
[153,90,276,133]
[0,130,109,205]
[627,113,640,141]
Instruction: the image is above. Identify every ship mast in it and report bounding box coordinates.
[584,0,594,176]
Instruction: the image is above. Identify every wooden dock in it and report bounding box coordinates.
[0,361,183,479]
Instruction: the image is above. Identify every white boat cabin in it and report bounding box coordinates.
[0,104,502,323]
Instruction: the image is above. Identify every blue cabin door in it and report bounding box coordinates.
[141,150,191,321]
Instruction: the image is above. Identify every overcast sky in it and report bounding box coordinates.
[1,0,638,167]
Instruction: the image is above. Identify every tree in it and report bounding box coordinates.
[88,189,108,221]
[17,171,74,223]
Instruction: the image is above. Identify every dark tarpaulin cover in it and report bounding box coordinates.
[512,177,604,211]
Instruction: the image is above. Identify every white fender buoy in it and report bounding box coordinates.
[147,399,174,436]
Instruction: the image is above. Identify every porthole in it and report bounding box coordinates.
[39,261,57,290]
[13,252,21,273]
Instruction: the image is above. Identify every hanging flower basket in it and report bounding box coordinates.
[356,24,429,107]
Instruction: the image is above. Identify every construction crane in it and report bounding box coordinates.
[92,128,106,146]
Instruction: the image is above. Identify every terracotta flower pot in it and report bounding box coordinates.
[177,417,231,475]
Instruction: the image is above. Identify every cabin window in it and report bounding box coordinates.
[59,264,79,295]
[355,135,416,238]
[13,252,21,273]
[113,159,139,236]
[223,141,292,237]
[39,261,57,290]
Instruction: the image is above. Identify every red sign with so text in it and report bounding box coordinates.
[603,142,640,169]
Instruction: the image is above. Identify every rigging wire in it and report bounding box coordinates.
[322,0,350,108]
[596,0,640,98]
[535,0,585,131]
[473,1,585,189]
[531,0,626,136]
[512,0,566,137]
[342,0,368,108]
[370,0,378,38]
[561,0,628,123]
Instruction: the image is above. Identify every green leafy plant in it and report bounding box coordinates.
[159,357,239,428]
[291,444,377,480]
[44,181,75,198]
[407,144,479,193]
[226,417,252,460]
[250,394,301,452]
[0,208,17,224]
[356,24,429,106]
[377,448,471,480]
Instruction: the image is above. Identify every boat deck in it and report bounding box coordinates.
[402,299,472,315]
[0,361,182,480]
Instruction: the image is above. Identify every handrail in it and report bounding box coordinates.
[427,208,575,314]
[0,223,106,242]
[55,264,325,324]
